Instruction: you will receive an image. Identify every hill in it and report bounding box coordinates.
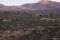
[0,1,60,12]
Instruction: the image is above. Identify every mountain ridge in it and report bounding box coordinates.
[0,1,60,11]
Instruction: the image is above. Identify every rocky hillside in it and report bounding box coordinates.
[0,11,60,40]
[0,1,60,11]
[22,1,60,10]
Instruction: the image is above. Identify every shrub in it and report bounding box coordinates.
[0,11,5,14]
[54,22,60,26]
[48,13,53,18]
[55,18,60,22]
[40,18,55,21]
[32,14,40,17]
[34,26,43,30]
[3,19,12,23]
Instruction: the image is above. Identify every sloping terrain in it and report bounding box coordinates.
[0,12,60,40]
[0,1,60,12]
[0,0,60,40]
[22,1,60,9]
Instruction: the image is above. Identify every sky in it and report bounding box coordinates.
[0,0,60,6]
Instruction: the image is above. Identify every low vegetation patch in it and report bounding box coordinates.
[32,14,40,17]
[54,22,60,26]
[0,11,5,14]
[3,19,12,23]
[34,26,44,30]
[40,18,55,21]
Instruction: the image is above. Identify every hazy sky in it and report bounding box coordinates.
[0,0,60,6]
